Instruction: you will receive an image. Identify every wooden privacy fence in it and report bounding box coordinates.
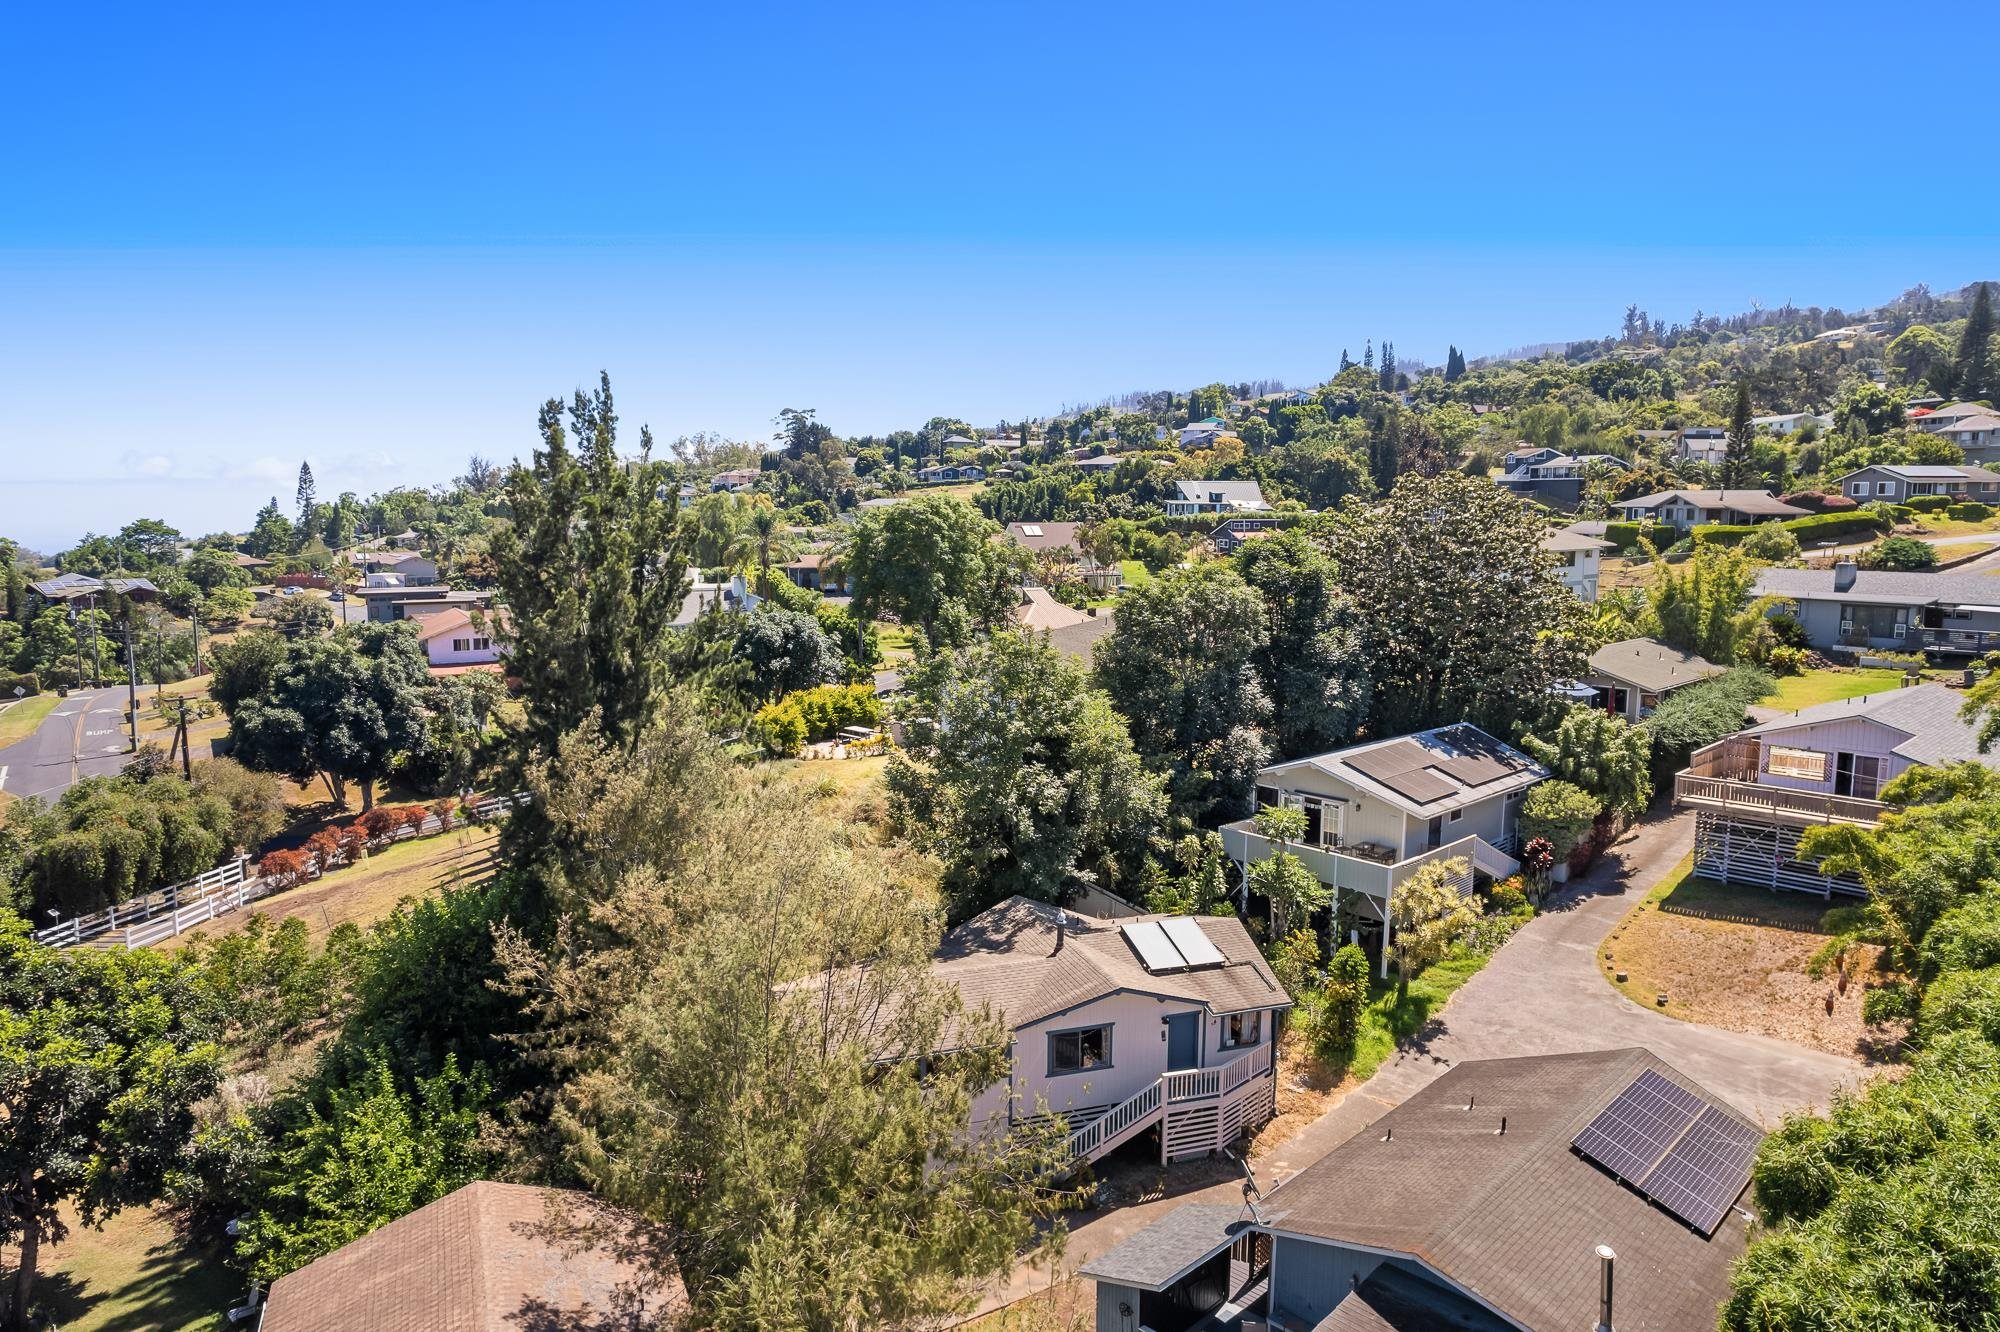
[33,793,527,951]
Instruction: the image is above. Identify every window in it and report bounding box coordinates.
[1849,481,1869,497]
[1049,1026,1111,1074]
[1766,746,1828,781]
[1448,808,1464,823]
[1877,481,1896,496]
[1222,1011,1263,1048]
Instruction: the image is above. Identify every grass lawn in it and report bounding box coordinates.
[876,622,918,661]
[1598,853,1884,1058]
[1116,560,1154,590]
[1907,512,2000,539]
[34,1204,237,1332]
[164,823,499,948]
[1761,667,1912,711]
[0,693,60,748]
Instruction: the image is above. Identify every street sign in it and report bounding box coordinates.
[10,687,22,698]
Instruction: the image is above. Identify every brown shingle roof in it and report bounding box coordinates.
[261,1181,685,1332]
[1262,1049,1756,1332]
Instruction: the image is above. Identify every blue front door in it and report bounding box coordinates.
[1165,1013,1200,1071]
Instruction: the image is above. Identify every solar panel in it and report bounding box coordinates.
[1381,768,1459,804]
[1433,752,1514,787]
[1121,921,1187,974]
[1346,740,1470,805]
[1571,1069,1705,1184]
[1640,1106,1761,1234]
[1160,917,1226,969]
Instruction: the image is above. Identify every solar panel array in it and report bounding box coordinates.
[1345,741,1459,805]
[1571,1069,1760,1235]
[1120,919,1228,975]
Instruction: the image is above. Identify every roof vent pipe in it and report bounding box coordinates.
[1595,1245,1616,1332]
[1053,911,1066,955]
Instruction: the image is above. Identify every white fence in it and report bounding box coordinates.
[33,793,526,951]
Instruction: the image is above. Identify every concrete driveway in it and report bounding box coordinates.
[966,810,1870,1320]
[0,687,135,803]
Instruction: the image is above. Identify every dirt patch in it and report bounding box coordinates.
[1601,861,1893,1060]
[1247,1034,1353,1161]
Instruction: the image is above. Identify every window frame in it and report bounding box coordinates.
[1047,1024,1113,1076]
[1221,1011,1263,1049]
[1877,481,1896,496]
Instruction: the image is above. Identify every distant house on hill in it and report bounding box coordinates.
[1612,489,1808,531]
[1834,463,2000,505]
[1163,480,1269,517]
[1541,526,1613,601]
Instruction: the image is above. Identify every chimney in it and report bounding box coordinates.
[1052,910,1066,955]
[1595,1245,1616,1332]
[1834,559,1857,592]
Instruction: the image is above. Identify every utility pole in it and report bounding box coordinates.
[123,618,140,751]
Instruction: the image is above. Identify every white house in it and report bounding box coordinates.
[414,607,505,673]
[934,898,1289,1170]
[1751,412,1820,435]
[1676,683,2000,895]
[1179,420,1231,449]
[1541,526,1613,601]
[1222,724,1543,975]
[1163,480,1270,517]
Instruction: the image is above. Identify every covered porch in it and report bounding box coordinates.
[1080,1204,1272,1332]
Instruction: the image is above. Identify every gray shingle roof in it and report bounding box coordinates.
[1260,1049,1757,1332]
[1586,638,1725,693]
[1616,489,1810,518]
[1742,682,1995,769]
[1078,1204,1260,1291]
[1754,567,2000,609]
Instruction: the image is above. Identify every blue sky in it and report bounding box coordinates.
[2,0,1995,551]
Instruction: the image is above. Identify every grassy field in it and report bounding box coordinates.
[0,693,61,748]
[34,1204,236,1332]
[165,823,499,948]
[1761,667,1912,711]
[1116,560,1154,589]
[1907,512,2000,539]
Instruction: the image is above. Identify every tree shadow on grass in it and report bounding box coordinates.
[29,1218,238,1332]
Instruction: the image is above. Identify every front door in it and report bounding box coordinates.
[1835,753,1883,800]
[1164,1013,1200,1071]
[1426,815,1444,850]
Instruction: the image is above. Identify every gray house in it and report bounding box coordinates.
[1834,463,2000,505]
[1582,637,1725,720]
[1083,1048,1757,1332]
[1612,489,1809,531]
[1221,725,1542,975]
[1676,682,2000,895]
[1755,562,2000,656]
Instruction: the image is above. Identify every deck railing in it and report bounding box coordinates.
[1673,772,1886,826]
[1064,1080,1162,1162]
[1162,1047,1264,1105]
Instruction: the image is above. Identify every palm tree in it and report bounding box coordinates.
[747,503,782,596]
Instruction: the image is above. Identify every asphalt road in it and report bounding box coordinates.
[0,687,138,803]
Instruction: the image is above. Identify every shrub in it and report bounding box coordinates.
[0,671,39,697]
[1916,966,2000,1046]
[1864,535,1939,571]
[1488,880,1530,916]
[337,823,368,861]
[1268,927,1321,997]
[1603,520,1678,551]
[1766,645,1812,676]
[747,700,808,757]
[1781,510,1893,544]
[1906,494,1953,512]
[1315,943,1371,1059]
[1692,523,1754,547]
[357,808,400,839]
[430,798,457,830]
[1519,780,1601,860]
[395,804,428,834]
[303,828,342,870]
[258,848,311,890]
[1948,501,1995,522]
[1780,491,1856,513]
[788,683,882,742]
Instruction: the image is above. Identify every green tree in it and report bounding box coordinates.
[1723,379,1754,490]
[840,495,1021,646]
[237,1053,489,1282]
[1387,858,1478,1001]
[1235,528,1370,757]
[1318,942,1371,1056]
[0,915,222,1331]
[1517,780,1601,862]
[1643,544,1767,663]
[888,631,1164,916]
[229,624,430,809]
[489,372,694,771]
[293,461,318,548]
[1888,322,1955,391]
[728,606,847,702]
[1520,707,1653,816]
[1094,563,1271,820]
[1953,280,1997,402]
[1329,471,1590,736]
[245,497,294,559]
[1247,805,1331,940]
[11,774,235,914]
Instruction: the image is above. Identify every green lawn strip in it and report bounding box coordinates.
[0,693,61,749]
[1343,929,1521,1084]
[1761,667,1911,712]
[1116,560,1154,589]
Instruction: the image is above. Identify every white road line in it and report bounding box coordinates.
[0,766,8,790]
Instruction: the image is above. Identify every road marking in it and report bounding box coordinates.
[86,728,114,737]
[0,766,8,790]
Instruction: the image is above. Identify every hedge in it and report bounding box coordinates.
[1907,494,1954,513]
[1780,492,1856,514]
[0,671,39,698]
[1949,502,1995,522]
[1782,510,1894,543]
[1692,523,1754,547]
[1603,521,1678,551]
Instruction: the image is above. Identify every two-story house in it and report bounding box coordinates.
[1612,489,1809,531]
[1541,526,1613,601]
[1911,401,2000,465]
[1834,463,2000,504]
[1675,683,2000,894]
[1222,725,1545,976]
[1163,480,1270,517]
[1676,427,1731,465]
[1210,516,1285,554]
[935,897,1289,1172]
[1496,453,1629,511]
[1754,562,2000,657]
[1082,1048,1756,1332]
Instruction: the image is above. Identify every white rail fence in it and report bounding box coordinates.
[33,793,526,951]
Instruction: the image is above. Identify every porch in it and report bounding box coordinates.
[1673,737,1888,828]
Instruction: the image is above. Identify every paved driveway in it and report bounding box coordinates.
[966,810,1869,1319]
[0,688,135,803]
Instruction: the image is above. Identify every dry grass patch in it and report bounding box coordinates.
[1601,854,1889,1059]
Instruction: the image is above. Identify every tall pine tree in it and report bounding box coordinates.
[1723,379,1755,491]
[1363,340,1374,372]
[1953,281,1996,402]
[1379,341,1397,391]
[1339,348,1353,372]
[293,462,317,549]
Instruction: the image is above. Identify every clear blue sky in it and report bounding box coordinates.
[2,0,1995,551]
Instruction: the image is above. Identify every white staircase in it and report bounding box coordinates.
[1060,1048,1272,1170]
[1468,836,1520,882]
